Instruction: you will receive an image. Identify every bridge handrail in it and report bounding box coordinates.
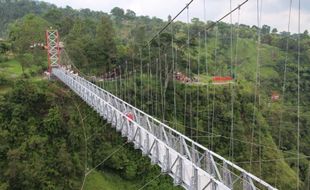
[55,68,235,189]
[59,67,276,190]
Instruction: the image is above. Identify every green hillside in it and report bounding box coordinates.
[0,0,309,190]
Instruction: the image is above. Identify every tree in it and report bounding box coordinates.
[0,0,53,37]
[59,16,74,36]
[262,34,272,45]
[302,30,309,39]
[0,41,10,53]
[8,14,49,75]
[272,28,278,34]
[56,143,74,188]
[43,9,63,27]
[130,25,146,45]
[5,148,25,189]
[191,17,204,36]
[95,16,117,73]
[66,18,96,70]
[9,14,49,54]
[262,24,271,35]
[125,9,136,20]
[111,7,124,20]
[16,53,34,76]
[43,107,66,138]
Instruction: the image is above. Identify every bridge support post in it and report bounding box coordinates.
[212,179,218,190]
[191,145,200,167]
[205,151,214,176]
[161,147,170,173]
[190,166,198,190]
[223,162,232,189]
[121,121,127,137]
[151,140,159,164]
[243,173,256,190]
[142,133,149,156]
[134,128,139,148]
[173,156,183,186]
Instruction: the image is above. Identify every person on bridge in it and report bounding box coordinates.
[125,112,135,122]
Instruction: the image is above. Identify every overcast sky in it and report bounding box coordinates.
[39,0,309,33]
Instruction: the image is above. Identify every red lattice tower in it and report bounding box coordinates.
[45,29,60,72]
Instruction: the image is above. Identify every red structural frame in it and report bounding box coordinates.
[45,29,60,73]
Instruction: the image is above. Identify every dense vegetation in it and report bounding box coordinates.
[0,0,309,189]
[0,79,180,189]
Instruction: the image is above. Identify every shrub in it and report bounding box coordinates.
[0,75,8,86]
[0,55,8,63]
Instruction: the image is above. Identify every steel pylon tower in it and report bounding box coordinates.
[46,29,60,72]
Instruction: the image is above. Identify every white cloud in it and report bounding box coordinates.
[40,0,309,33]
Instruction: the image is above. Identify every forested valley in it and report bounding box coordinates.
[0,0,309,189]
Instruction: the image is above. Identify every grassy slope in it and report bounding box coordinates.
[0,59,44,94]
[0,59,22,94]
[84,170,139,190]
[0,59,23,78]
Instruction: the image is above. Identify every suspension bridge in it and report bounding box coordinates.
[43,0,303,189]
[47,31,275,190]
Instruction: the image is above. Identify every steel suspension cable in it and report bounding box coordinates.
[115,67,118,97]
[140,48,143,108]
[297,0,301,188]
[211,25,219,150]
[250,0,263,173]
[234,9,241,81]
[120,65,123,100]
[84,141,129,177]
[211,85,216,150]
[275,0,293,186]
[155,58,159,117]
[196,32,201,142]
[229,0,233,161]
[203,0,211,149]
[103,71,106,89]
[163,53,167,121]
[133,55,137,106]
[175,49,179,130]
[148,44,152,115]
[258,1,263,178]
[187,6,193,139]
[158,34,164,120]
[146,0,248,46]
[137,173,163,190]
[171,23,177,130]
[230,7,241,163]
[147,0,194,45]
[230,0,233,77]
[125,60,128,102]
[183,7,189,135]
[118,65,121,98]
[60,91,89,190]
[230,0,240,161]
